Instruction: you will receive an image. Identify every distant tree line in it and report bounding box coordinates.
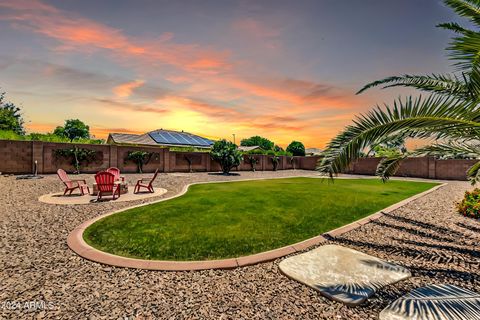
[240,135,306,156]
[0,88,102,144]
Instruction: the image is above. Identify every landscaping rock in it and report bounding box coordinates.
[0,171,479,319]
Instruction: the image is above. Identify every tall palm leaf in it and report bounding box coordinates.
[356,74,471,98]
[318,0,480,184]
[318,95,480,176]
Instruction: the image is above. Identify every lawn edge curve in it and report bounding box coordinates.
[67,177,447,271]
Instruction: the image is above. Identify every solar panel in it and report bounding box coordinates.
[189,135,203,145]
[148,130,213,147]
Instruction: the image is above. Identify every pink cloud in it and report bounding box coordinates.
[0,0,370,148]
[0,0,231,74]
[232,17,282,49]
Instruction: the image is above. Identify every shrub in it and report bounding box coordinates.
[266,150,276,156]
[276,150,292,157]
[246,149,265,155]
[274,145,283,152]
[0,130,23,140]
[457,189,480,219]
[246,155,259,172]
[0,129,103,144]
[286,141,305,156]
[210,139,242,174]
[169,146,209,153]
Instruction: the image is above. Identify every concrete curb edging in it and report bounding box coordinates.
[67,178,447,271]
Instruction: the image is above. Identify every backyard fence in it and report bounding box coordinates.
[345,157,476,181]
[0,140,319,174]
[0,139,475,180]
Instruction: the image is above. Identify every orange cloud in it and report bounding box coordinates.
[154,96,311,134]
[112,80,145,98]
[95,98,170,115]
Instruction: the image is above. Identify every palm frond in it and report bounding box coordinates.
[446,28,480,72]
[445,0,480,27]
[433,0,480,72]
[376,154,407,182]
[356,74,469,98]
[437,22,471,34]
[465,65,480,99]
[467,160,480,184]
[317,95,480,177]
[414,140,480,159]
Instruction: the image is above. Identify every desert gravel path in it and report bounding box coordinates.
[1,170,479,319]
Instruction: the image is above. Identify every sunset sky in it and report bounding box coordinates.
[0,0,459,147]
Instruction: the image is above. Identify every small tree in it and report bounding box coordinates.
[0,91,24,135]
[240,136,274,150]
[184,155,194,173]
[54,147,97,174]
[286,141,306,156]
[246,155,259,172]
[125,151,152,173]
[271,156,280,171]
[210,139,242,174]
[290,156,296,170]
[55,119,90,141]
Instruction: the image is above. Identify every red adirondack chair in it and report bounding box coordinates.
[57,169,90,196]
[95,171,120,201]
[134,169,159,194]
[106,167,125,182]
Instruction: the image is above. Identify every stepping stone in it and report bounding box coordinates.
[380,284,480,320]
[278,244,411,306]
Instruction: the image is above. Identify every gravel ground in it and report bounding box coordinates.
[0,170,479,319]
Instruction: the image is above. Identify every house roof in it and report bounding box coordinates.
[108,133,157,145]
[108,129,214,148]
[238,145,261,152]
[148,129,213,147]
[305,148,322,155]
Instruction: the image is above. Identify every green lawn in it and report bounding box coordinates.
[83,177,437,261]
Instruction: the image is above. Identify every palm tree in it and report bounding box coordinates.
[318,0,480,184]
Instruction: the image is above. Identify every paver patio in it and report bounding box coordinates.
[0,170,479,319]
[39,188,167,205]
